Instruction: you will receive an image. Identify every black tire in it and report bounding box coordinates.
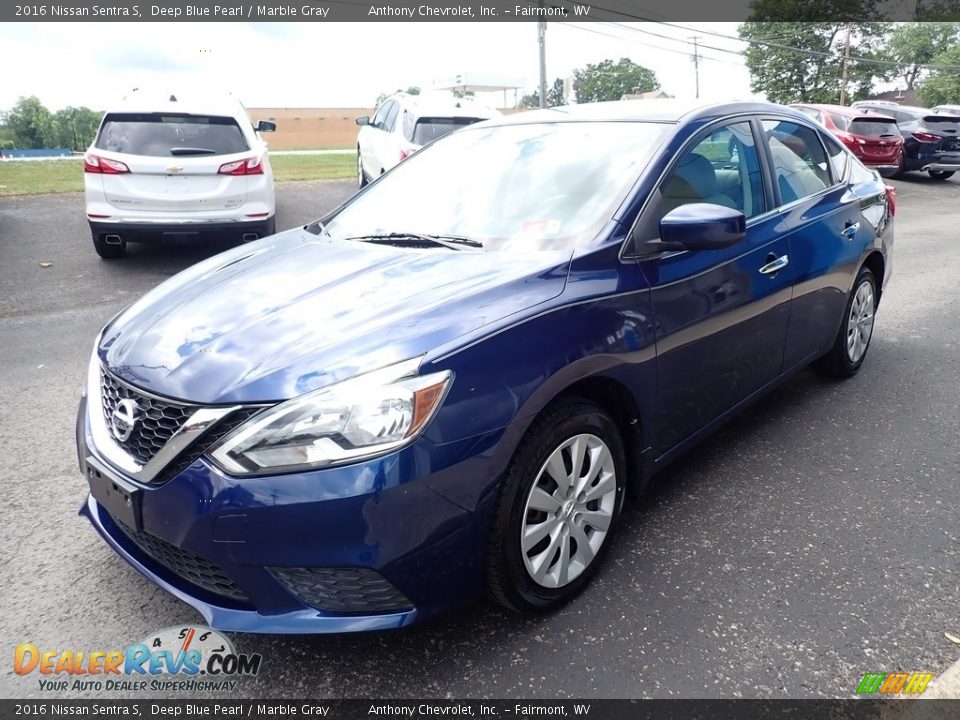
[928,169,955,180]
[264,216,276,237]
[486,397,626,614]
[357,149,367,188]
[92,233,125,259]
[812,266,877,378]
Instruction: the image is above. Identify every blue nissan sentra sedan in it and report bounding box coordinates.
[77,101,894,633]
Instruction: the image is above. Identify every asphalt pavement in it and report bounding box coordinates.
[0,176,958,699]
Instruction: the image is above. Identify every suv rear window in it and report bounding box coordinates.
[411,117,483,146]
[849,119,899,137]
[95,113,249,157]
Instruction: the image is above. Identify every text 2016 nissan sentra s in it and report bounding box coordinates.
[77,101,894,634]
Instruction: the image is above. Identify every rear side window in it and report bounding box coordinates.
[95,113,248,157]
[412,117,483,146]
[849,119,899,137]
[762,120,831,203]
[828,113,850,130]
[822,134,849,182]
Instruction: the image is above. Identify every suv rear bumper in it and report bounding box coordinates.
[89,217,275,243]
[921,162,960,172]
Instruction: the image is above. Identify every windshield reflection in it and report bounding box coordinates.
[326,121,671,252]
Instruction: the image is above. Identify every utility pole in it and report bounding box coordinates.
[839,23,852,105]
[690,36,701,99]
[538,18,547,108]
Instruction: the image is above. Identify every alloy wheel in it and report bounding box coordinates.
[846,280,875,363]
[520,433,617,589]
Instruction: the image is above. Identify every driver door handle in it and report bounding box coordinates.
[841,221,861,239]
[759,254,789,276]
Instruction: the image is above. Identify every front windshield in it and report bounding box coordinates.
[326,121,671,252]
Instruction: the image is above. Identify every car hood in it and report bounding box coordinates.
[100,229,570,404]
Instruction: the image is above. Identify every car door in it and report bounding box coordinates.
[634,118,796,455]
[362,101,393,176]
[378,101,403,172]
[759,119,872,367]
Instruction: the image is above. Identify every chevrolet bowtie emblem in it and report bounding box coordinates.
[167,166,184,174]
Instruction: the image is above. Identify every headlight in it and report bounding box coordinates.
[209,358,451,475]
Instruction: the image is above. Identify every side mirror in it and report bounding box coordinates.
[256,120,276,133]
[649,203,746,253]
[356,116,370,126]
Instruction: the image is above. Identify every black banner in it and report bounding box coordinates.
[1,700,960,719]
[4,0,960,23]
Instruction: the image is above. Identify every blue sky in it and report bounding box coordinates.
[0,21,758,111]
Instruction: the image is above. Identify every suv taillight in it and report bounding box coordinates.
[912,131,940,143]
[885,185,896,217]
[836,132,864,146]
[218,157,264,175]
[83,154,130,174]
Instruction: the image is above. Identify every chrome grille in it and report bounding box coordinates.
[100,370,194,466]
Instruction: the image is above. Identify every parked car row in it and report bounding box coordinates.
[791,100,960,180]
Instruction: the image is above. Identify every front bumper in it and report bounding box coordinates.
[77,395,505,634]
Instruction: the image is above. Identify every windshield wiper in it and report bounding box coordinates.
[344,232,483,250]
[169,147,217,156]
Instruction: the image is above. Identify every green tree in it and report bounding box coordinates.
[739,21,890,104]
[375,86,421,106]
[53,106,102,151]
[572,58,659,104]
[520,78,567,108]
[5,96,57,148]
[917,45,960,104]
[885,22,960,90]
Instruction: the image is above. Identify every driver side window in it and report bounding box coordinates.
[636,121,765,243]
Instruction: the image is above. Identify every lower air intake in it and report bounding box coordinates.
[270,567,413,613]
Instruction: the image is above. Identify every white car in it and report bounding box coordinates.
[83,89,277,259]
[355,93,501,187]
[931,104,960,116]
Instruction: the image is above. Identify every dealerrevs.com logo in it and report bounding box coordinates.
[14,626,262,693]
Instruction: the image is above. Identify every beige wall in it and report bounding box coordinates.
[250,106,527,150]
[249,108,374,150]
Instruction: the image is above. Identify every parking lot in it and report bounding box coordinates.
[1,176,958,699]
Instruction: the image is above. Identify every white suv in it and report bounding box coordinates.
[84,89,277,259]
[355,93,500,187]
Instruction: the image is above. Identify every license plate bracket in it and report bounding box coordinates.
[86,457,142,531]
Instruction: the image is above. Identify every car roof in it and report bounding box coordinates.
[107,89,247,118]
[485,99,811,127]
[791,103,895,120]
[391,93,501,119]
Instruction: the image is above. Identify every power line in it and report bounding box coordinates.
[570,2,960,72]
[563,23,744,66]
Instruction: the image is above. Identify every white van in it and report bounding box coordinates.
[84,89,277,258]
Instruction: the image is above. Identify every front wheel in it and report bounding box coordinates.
[357,149,367,188]
[813,266,877,378]
[928,169,955,181]
[486,398,626,614]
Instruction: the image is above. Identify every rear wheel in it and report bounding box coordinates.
[928,169,955,180]
[486,398,626,614]
[92,233,125,259]
[813,266,877,378]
